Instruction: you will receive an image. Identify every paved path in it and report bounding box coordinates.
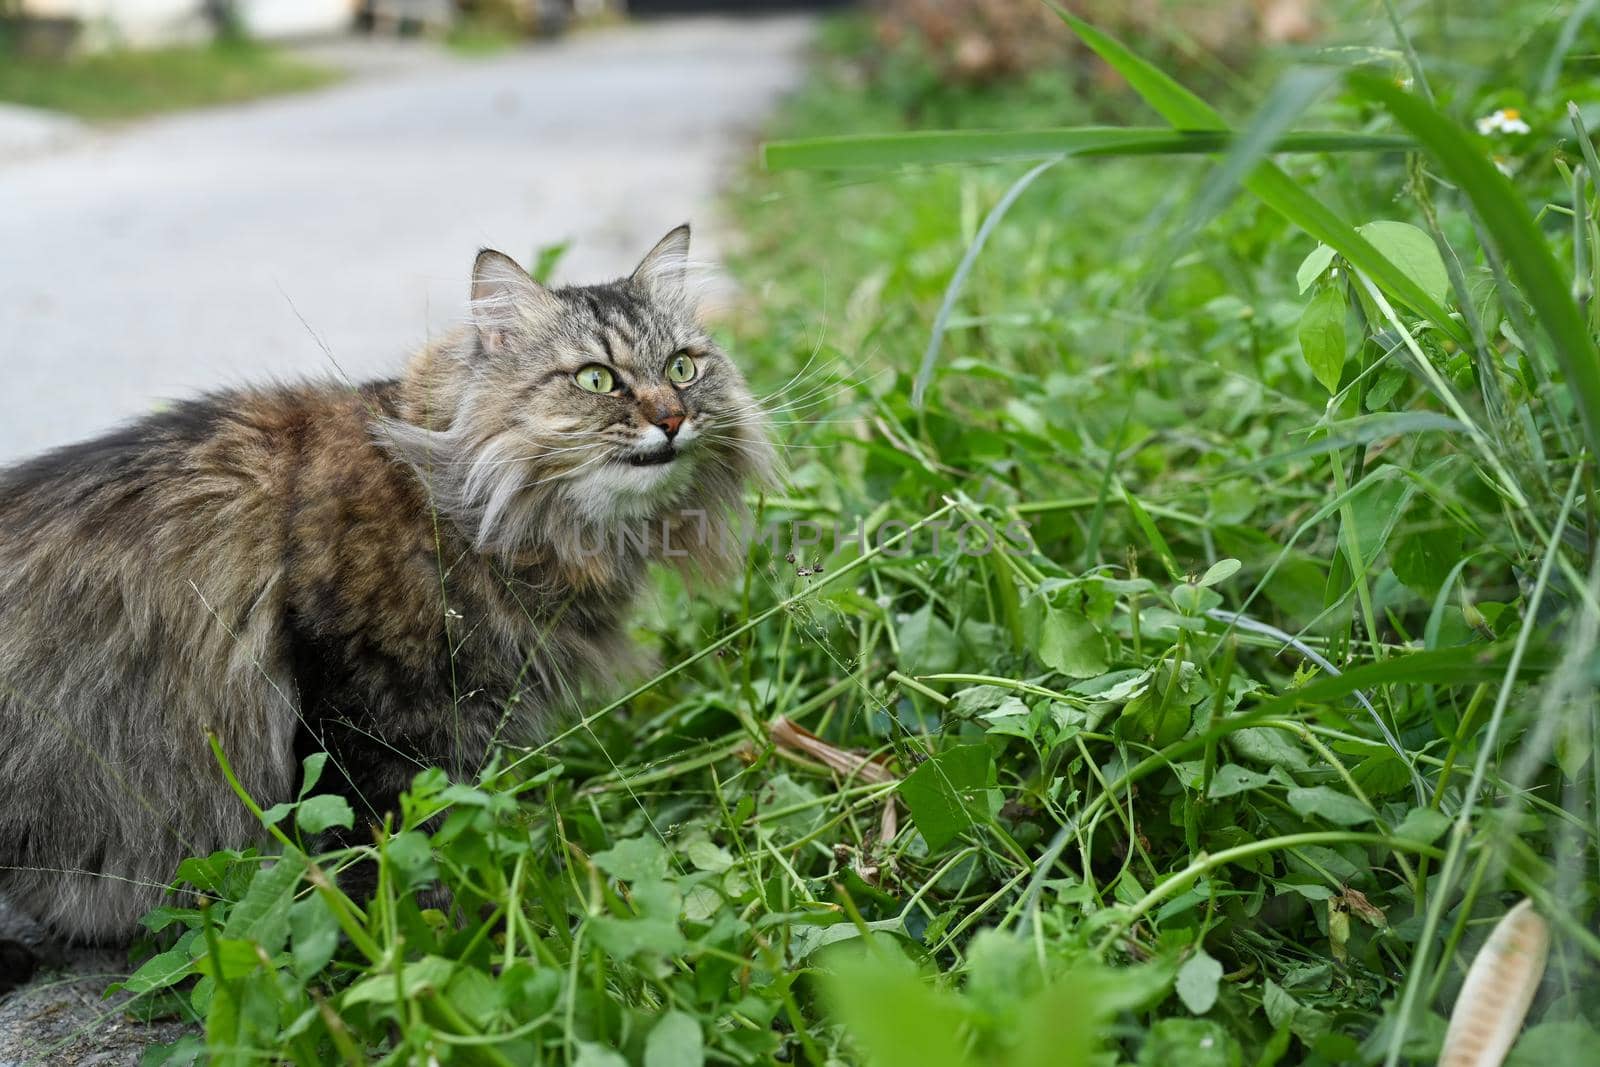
[0,16,813,464]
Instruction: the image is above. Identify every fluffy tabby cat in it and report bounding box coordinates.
[0,225,773,943]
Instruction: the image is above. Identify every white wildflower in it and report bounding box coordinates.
[1476,108,1531,136]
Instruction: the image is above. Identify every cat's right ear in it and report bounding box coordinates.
[471,249,552,352]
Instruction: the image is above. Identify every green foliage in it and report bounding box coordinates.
[0,40,335,120]
[117,4,1600,1064]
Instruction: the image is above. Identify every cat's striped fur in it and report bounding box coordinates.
[0,226,773,941]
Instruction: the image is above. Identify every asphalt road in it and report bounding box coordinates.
[0,15,813,465]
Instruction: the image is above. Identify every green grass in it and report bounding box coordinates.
[444,19,521,57]
[88,6,1600,1066]
[0,40,337,120]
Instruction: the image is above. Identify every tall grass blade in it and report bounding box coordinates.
[1053,8,1470,349]
[912,157,1059,409]
[1352,72,1600,461]
[1050,6,1224,128]
[1155,68,1338,282]
[761,128,1410,171]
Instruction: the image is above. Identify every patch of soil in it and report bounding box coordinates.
[0,902,196,1067]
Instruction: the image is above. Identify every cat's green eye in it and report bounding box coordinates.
[666,353,698,384]
[575,365,616,394]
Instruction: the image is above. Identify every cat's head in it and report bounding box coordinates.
[380,225,775,573]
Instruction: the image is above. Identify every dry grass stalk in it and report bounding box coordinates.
[1437,899,1550,1067]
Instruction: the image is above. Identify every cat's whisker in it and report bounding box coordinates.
[763,370,889,413]
[753,350,882,408]
[700,434,833,450]
[719,379,871,421]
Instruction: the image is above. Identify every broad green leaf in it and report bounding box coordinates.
[1298,285,1348,394]
[899,744,996,850]
[222,858,300,951]
[898,605,964,675]
[1262,979,1330,1044]
[297,752,328,799]
[1228,727,1312,771]
[982,695,1041,744]
[788,917,905,964]
[1393,807,1452,845]
[384,830,438,891]
[1342,474,1407,571]
[822,945,977,1067]
[342,955,456,1007]
[592,835,669,882]
[1286,786,1375,826]
[1138,1018,1241,1067]
[1207,764,1272,799]
[1120,664,1201,747]
[1139,1017,1235,1067]
[1175,949,1223,1014]
[1296,244,1337,292]
[1352,752,1417,798]
[296,794,353,835]
[1506,1022,1600,1067]
[174,851,238,895]
[645,1011,704,1067]
[1365,364,1409,410]
[682,883,722,923]
[588,881,687,959]
[289,894,340,980]
[205,974,242,1067]
[1038,607,1109,678]
[1393,522,1464,596]
[258,801,296,827]
[1283,881,1335,901]
[1196,558,1242,588]
[1358,221,1449,308]
[192,938,264,981]
[1014,969,1120,1067]
[1171,583,1223,616]
[574,1043,630,1067]
[142,1035,206,1067]
[685,837,734,873]
[122,934,199,994]
[759,772,826,839]
[138,907,201,935]
[445,967,500,1028]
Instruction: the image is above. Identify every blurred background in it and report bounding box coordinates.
[0,0,1308,466]
[0,0,838,464]
[0,0,1312,467]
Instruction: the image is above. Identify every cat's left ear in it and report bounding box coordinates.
[630,224,691,298]
[471,249,552,351]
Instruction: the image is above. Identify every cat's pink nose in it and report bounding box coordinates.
[656,414,684,439]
